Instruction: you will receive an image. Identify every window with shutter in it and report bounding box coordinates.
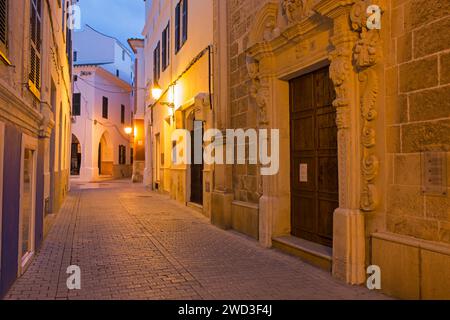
[0,0,7,53]
[182,0,188,44]
[28,0,42,99]
[162,28,167,70]
[72,93,81,116]
[175,2,180,53]
[119,145,127,165]
[102,96,108,119]
[121,105,125,124]
[153,41,160,81]
[162,22,170,70]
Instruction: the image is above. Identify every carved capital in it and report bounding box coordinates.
[351,0,382,69]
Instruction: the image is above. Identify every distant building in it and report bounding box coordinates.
[73,25,134,84]
[0,0,73,297]
[71,25,134,181]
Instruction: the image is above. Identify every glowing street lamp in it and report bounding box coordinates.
[151,83,163,100]
[124,127,133,135]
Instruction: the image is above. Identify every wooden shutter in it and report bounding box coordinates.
[72,93,81,116]
[175,2,180,53]
[182,0,188,44]
[0,0,7,51]
[153,47,157,80]
[156,41,160,80]
[29,0,42,98]
[153,41,160,81]
[102,96,108,119]
[162,27,167,70]
[166,23,170,66]
[121,105,125,124]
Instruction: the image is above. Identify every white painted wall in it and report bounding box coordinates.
[141,0,214,187]
[134,44,146,119]
[73,25,134,84]
[72,66,132,181]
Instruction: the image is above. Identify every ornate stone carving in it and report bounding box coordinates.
[296,39,316,59]
[354,30,381,67]
[329,46,352,129]
[350,0,383,212]
[281,0,314,24]
[246,56,269,126]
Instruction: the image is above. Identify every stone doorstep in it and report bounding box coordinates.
[187,202,203,213]
[272,236,333,272]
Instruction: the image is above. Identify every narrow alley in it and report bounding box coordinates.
[5,181,384,300]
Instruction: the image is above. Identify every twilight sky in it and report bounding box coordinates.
[77,0,145,51]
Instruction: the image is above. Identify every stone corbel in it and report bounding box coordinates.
[39,102,55,138]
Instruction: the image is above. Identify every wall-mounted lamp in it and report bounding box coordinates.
[151,83,163,100]
[124,127,133,135]
[151,83,175,108]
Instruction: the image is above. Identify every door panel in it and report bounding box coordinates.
[290,66,338,247]
[190,122,204,205]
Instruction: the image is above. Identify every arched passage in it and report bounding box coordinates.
[98,131,113,176]
[70,134,81,176]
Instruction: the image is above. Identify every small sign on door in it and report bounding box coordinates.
[300,164,308,183]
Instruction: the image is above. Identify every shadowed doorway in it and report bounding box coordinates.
[71,134,81,176]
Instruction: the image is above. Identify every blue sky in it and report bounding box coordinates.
[77,0,145,50]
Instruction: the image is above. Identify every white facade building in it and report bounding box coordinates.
[73,25,134,84]
[71,26,134,182]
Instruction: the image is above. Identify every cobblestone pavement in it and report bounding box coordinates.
[6,180,387,300]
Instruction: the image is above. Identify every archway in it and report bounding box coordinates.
[70,134,81,176]
[98,131,113,176]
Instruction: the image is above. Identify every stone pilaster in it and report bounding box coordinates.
[317,0,366,284]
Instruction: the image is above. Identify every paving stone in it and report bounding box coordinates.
[5,180,388,300]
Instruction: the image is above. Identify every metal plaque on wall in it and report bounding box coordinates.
[421,152,448,196]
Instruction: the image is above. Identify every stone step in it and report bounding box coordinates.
[272,236,333,272]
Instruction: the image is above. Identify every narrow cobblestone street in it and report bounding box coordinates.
[6,180,386,300]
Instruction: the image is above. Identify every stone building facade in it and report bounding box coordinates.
[0,0,73,297]
[211,0,450,299]
[142,0,214,217]
[71,25,134,182]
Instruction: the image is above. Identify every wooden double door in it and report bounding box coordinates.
[290,66,338,247]
[190,121,204,205]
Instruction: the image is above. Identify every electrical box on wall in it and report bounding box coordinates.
[421,152,448,196]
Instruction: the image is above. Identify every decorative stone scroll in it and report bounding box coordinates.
[329,46,352,130]
[350,0,383,212]
[281,0,314,24]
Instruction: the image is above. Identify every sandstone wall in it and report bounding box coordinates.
[385,0,450,244]
[228,0,270,204]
